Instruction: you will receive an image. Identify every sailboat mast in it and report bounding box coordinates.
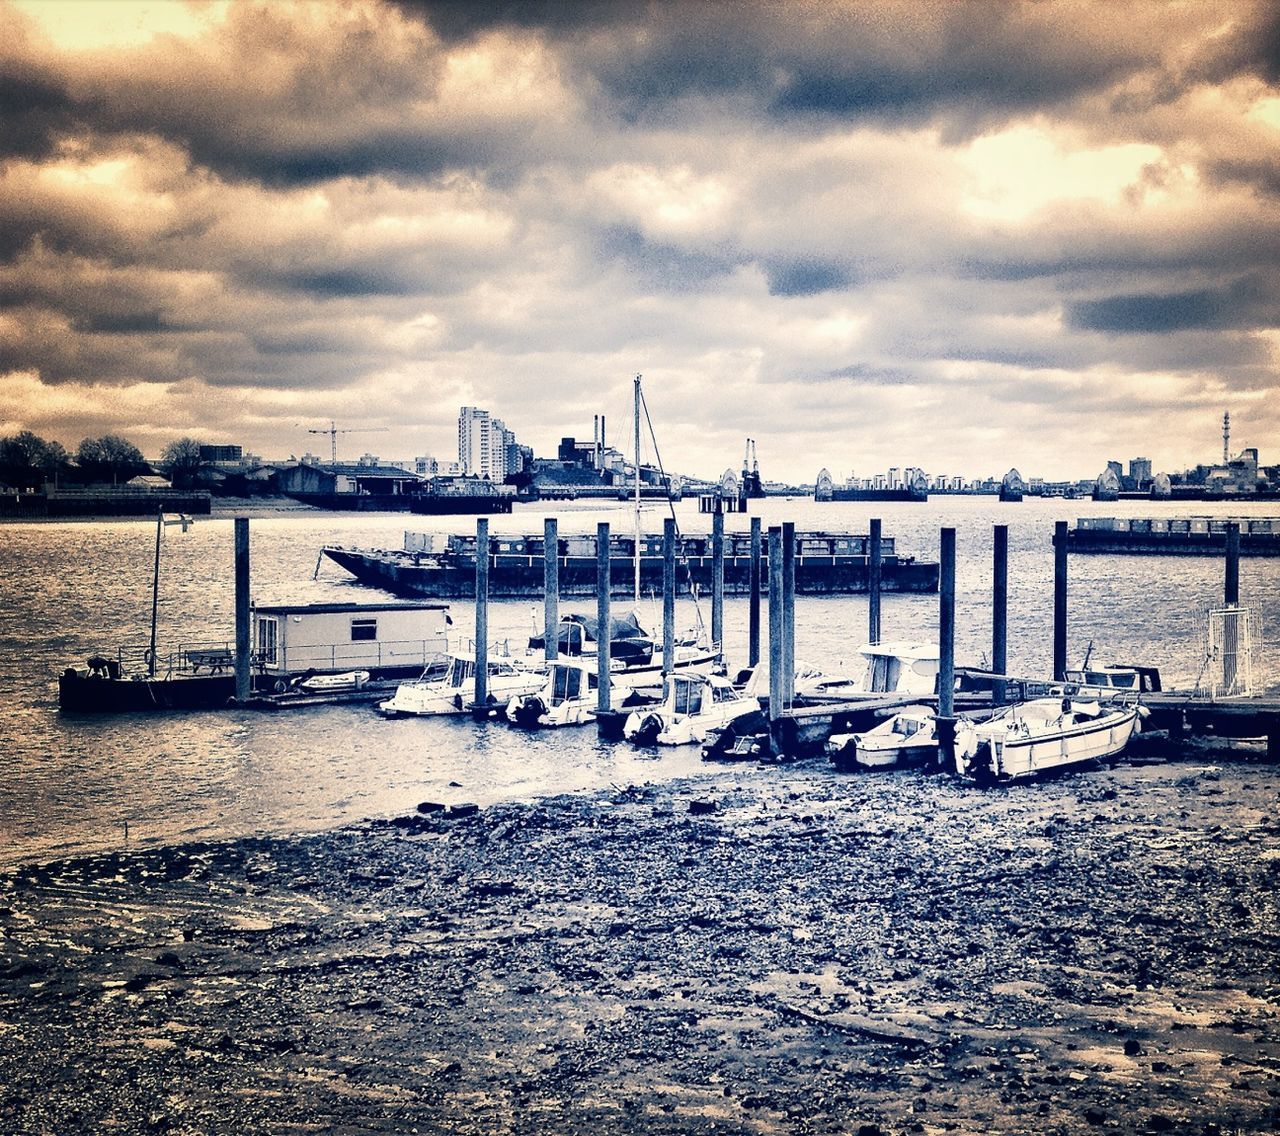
[633,374,642,603]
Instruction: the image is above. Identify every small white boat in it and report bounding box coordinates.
[623,670,760,747]
[955,696,1141,784]
[765,642,940,702]
[505,659,629,728]
[531,612,720,675]
[826,705,940,769]
[379,651,542,717]
[297,670,370,693]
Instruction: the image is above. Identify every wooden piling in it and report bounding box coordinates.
[1053,520,1068,682]
[782,521,796,703]
[711,507,725,652]
[663,517,676,674]
[234,517,251,703]
[936,526,957,769]
[767,526,785,741]
[543,517,559,661]
[992,524,1008,705]
[1225,521,1240,606]
[474,517,489,706]
[748,516,762,667]
[1224,521,1241,692]
[597,522,611,713]
[869,518,882,646]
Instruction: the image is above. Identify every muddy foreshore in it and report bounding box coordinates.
[2,740,1279,1136]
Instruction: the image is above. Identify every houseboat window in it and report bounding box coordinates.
[351,618,378,642]
[257,617,279,665]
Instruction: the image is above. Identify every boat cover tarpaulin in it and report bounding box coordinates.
[529,612,653,663]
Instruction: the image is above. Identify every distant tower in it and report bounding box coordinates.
[1223,411,1230,463]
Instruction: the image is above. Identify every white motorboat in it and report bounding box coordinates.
[955,696,1141,784]
[826,705,941,769]
[623,670,760,747]
[763,641,940,703]
[530,610,720,695]
[379,651,542,717]
[505,658,646,728]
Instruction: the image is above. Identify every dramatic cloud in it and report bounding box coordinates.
[1,0,1278,480]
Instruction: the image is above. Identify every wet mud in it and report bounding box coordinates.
[2,740,1279,1135]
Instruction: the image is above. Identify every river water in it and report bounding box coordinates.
[1,495,1276,869]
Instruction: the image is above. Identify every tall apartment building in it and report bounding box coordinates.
[458,406,519,479]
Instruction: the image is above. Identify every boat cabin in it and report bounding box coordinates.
[663,673,742,716]
[1062,664,1161,695]
[547,661,598,704]
[854,642,940,696]
[252,601,450,677]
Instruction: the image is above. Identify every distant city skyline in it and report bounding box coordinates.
[1,1,1277,482]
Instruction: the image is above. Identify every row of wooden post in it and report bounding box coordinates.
[228,515,1244,714]
[466,513,858,717]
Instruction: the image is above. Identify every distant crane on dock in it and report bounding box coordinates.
[306,420,389,464]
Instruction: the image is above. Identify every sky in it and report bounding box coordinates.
[1,0,1278,483]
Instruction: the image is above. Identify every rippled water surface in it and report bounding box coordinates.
[1,495,1276,867]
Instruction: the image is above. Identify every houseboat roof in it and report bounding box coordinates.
[253,601,450,616]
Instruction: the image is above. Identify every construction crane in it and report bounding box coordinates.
[306,420,389,464]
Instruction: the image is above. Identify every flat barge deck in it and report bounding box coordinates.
[322,529,939,599]
[1067,516,1280,555]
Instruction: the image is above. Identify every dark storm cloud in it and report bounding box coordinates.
[0,58,76,160]
[1068,274,1280,334]
[2,0,1279,478]
[7,1,1268,192]
[764,258,857,298]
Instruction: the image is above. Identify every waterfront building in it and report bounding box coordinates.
[458,407,519,479]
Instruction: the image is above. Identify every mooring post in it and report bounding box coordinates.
[1224,521,1240,692]
[234,517,251,703]
[767,526,785,748]
[475,517,489,707]
[543,517,559,662]
[597,521,612,713]
[992,524,1008,705]
[869,518,882,646]
[711,507,725,654]
[1225,521,1240,606]
[1053,520,1068,682]
[936,526,957,770]
[663,516,676,674]
[748,516,762,667]
[782,521,796,703]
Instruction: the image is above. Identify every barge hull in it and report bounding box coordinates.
[59,662,431,713]
[322,548,939,598]
[1067,531,1280,556]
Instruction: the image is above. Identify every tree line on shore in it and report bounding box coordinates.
[0,431,203,492]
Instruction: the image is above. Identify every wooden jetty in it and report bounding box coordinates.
[767,519,1280,760]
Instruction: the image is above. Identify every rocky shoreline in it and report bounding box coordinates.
[3,742,1279,1135]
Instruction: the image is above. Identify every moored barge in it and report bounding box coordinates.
[322,529,939,599]
[59,601,451,712]
[1067,516,1280,556]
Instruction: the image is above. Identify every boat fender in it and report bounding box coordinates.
[453,693,464,711]
[274,680,288,694]
[143,648,154,668]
